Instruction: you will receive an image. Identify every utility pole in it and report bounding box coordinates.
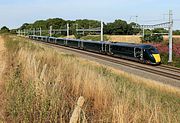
[18,30,20,36]
[67,23,69,38]
[24,29,26,36]
[33,28,35,35]
[135,15,138,26]
[76,24,78,31]
[75,23,78,35]
[50,26,52,37]
[101,21,103,41]
[40,27,42,36]
[142,26,145,38]
[168,10,173,63]
[82,28,85,35]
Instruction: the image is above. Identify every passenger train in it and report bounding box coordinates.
[29,35,161,65]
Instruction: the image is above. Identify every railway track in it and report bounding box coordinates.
[34,41,180,82]
[156,64,180,74]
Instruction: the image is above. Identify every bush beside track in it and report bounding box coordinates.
[151,42,180,68]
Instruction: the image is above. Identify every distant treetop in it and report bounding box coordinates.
[0,26,10,33]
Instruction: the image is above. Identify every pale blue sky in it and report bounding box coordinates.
[0,0,180,29]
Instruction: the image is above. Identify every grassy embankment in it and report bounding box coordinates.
[1,35,180,122]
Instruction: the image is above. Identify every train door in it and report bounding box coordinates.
[65,39,67,46]
[105,43,111,54]
[104,43,108,52]
[101,42,104,53]
[80,41,84,49]
[134,48,143,60]
[78,41,80,48]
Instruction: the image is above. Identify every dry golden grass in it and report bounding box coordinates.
[82,59,180,96]
[107,35,142,43]
[0,36,6,122]
[163,35,180,44]
[62,34,142,43]
[0,36,6,82]
[60,35,76,39]
[1,35,180,123]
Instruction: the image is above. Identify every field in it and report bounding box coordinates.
[79,35,142,43]
[107,35,142,43]
[163,35,180,44]
[0,35,180,122]
[58,35,141,43]
[62,35,180,45]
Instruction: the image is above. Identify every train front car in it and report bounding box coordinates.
[143,45,161,65]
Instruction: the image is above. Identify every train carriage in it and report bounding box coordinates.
[41,36,48,42]
[110,43,143,61]
[142,45,161,64]
[109,43,161,64]
[48,37,56,43]
[56,38,66,45]
[82,40,105,53]
[66,39,81,48]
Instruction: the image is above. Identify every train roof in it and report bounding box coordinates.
[110,42,154,49]
[31,35,48,38]
[81,40,107,43]
[29,35,155,49]
[65,38,107,44]
[65,38,82,41]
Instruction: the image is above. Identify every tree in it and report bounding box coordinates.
[20,23,30,30]
[104,19,128,35]
[152,28,168,34]
[104,19,140,35]
[173,30,180,35]
[128,22,141,35]
[142,34,163,43]
[0,26,10,33]
[18,18,141,36]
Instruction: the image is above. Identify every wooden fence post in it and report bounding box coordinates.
[69,96,87,123]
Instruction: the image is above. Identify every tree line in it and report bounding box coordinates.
[1,18,180,36]
[18,18,140,36]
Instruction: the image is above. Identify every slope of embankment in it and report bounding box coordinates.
[0,35,179,123]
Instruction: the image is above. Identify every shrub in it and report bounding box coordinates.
[142,34,163,43]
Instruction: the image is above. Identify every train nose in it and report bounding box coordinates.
[152,54,161,63]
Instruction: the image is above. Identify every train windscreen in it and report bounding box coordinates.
[147,47,159,54]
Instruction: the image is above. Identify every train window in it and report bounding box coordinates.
[135,48,141,58]
[121,47,127,52]
[116,46,121,51]
[147,47,159,54]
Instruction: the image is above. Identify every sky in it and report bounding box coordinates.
[0,0,180,29]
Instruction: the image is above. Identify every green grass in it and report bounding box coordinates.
[160,53,180,68]
[1,35,180,123]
